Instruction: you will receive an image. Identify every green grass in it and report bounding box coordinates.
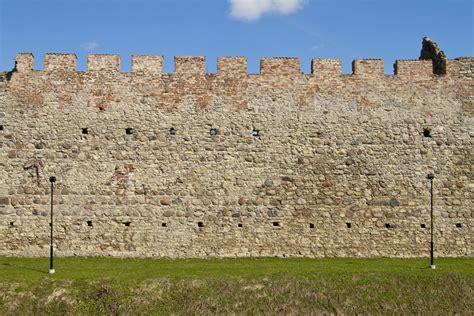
[0,257,472,314]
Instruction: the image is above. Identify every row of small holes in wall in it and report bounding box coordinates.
[39,221,461,229]
[81,127,261,136]
[346,223,463,229]
[7,221,465,230]
[1,125,434,140]
[344,223,452,229]
[82,127,434,138]
[86,221,266,228]
[86,220,169,227]
[0,126,436,137]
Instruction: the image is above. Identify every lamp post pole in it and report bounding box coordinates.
[49,176,56,274]
[427,173,435,270]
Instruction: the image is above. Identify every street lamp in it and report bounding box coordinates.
[49,176,56,274]
[427,173,435,270]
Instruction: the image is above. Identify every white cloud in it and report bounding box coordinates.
[230,0,306,22]
[81,41,99,51]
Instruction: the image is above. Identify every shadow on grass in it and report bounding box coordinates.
[1,262,48,275]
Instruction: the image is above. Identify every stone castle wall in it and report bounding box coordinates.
[0,53,472,258]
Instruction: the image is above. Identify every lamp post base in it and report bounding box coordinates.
[49,269,55,274]
[430,265,436,270]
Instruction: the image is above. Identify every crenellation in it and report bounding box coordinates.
[7,53,473,78]
[87,54,120,72]
[260,57,301,75]
[311,59,342,77]
[15,53,34,72]
[352,59,384,77]
[174,56,206,76]
[131,55,163,74]
[44,53,77,72]
[394,59,433,78]
[1,51,472,259]
[217,57,247,77]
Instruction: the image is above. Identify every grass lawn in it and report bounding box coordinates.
[0,257,472,314]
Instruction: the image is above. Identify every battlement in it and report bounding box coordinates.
[260,57,301,75]
[217,57,247,77]
[87,54,120,72]
[132,55,163,74]
[174,56,206,76]
[394,60,433,78]
[352,59,384,77]
[2,49,472,260]
[12,53,473,78]
[311,59,342,76]
[15,53,34,72]
[44,53,77,72]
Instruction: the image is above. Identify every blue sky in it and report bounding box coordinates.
[0,0,472,73]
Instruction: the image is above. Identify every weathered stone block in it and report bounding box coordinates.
[0,206,15,215]
[0,197,10,205]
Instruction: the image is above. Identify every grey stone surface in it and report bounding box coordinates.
[389,198,400,207]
